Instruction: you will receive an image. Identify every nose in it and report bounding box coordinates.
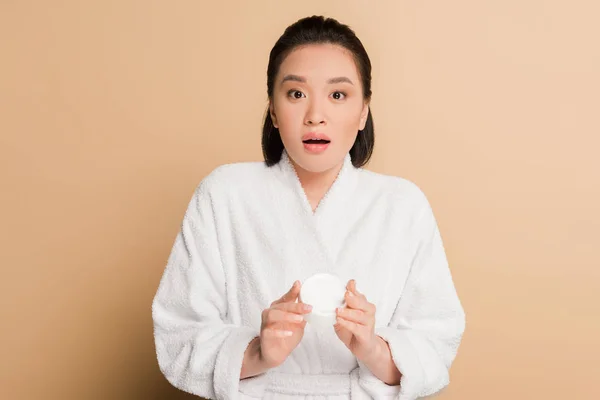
[304,99,326,126]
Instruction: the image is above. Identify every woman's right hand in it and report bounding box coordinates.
[258,280,312,368]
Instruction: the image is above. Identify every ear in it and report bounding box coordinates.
[359,102,369,131]
[269,102,278,128]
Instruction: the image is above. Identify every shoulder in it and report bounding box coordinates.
[193,159,269,197]
[356,168,430,211]
[357,169,438,239]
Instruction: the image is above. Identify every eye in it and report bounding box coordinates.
[331,91,347,100]
[287,90,306,99]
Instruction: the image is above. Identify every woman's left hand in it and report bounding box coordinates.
[334,279,379,362]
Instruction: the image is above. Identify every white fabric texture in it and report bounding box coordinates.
[152,150,466,399]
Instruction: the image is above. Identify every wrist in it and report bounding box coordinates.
[241,337,271,379]
[358,336,401,386]
[359,336,388,366]
[257,336,287,371]
[255,337,273,369]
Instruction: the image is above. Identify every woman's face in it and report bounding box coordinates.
[270,43,369,173]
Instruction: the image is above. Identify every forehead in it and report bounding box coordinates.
[278,43,360,83]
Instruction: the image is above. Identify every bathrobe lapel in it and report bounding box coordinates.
[275,150,359,272]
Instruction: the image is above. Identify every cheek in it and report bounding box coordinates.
[334,105,364,131]
[275,98,303,120]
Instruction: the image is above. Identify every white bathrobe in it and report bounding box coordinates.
[152,150,466,400]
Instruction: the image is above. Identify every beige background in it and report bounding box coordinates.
[1,1,598,399]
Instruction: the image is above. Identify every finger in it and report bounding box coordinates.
[264,319,307,337]
[262,328,293,338]
[345,280,356,305]
[335,316,367,339]
[272,281,301,305]
[271,302,313,314]
[336,307,370,325]
[350,279,358,295]
[346,279,361,295]
[344,289,367,310]
[299,319,307,330]
[264,308,306,325]
[347,279,364,300]
[333,321,346,334]
[345,289,375,315]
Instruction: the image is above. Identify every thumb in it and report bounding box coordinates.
[274,280,300,304]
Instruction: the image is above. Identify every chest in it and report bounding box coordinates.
[218,189,416,329]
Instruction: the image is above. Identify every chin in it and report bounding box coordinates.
[288,148,344,173]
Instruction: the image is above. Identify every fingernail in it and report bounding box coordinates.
[282,330,293,337]
[303,304,312,311]
[348,291,354,297]
[292,314,304,322]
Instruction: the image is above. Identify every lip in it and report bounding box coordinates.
[301,132,331,142]
[303,142,330,154]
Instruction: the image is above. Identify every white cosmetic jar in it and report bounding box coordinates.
[299,273,346,329]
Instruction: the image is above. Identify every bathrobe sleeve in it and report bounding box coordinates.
[152,177,264,400]
[357,193,466,400]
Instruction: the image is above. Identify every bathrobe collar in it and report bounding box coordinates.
[277,149,359,219]
[275,149,360,269]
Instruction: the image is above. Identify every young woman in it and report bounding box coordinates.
[152,15,466,400]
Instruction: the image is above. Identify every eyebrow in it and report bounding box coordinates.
[281,74,354,85]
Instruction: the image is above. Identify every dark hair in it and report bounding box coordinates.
[261,15,374,168]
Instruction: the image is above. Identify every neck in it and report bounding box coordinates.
[290,158,344,211]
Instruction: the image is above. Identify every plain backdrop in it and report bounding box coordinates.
[1,1,599,399]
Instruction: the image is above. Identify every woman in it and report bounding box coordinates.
[152,15,466,400]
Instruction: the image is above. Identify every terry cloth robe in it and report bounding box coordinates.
[152,149,466,400]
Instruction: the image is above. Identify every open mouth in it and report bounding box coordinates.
[302,139,331,144]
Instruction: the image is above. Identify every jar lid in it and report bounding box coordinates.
[299,273,346,315]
